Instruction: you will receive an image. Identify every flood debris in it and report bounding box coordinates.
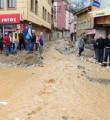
[62,116,67,120]
[86,76,110,87]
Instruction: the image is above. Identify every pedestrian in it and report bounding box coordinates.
[24,22,32,54]
[13,29,19,55]
[19,31,24,51]
[30,30,36,51]
[93,36,98,60]
[38,32,44,59]
[0,34,4,54]
[102,34,110,67]
[78,34,85,56]
[83,32,87,44]
[3,34,10,56]
[35,33,39,51]
[96,34,105,63]
[9,33,13,54]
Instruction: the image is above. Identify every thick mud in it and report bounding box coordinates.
[0,40,110,120]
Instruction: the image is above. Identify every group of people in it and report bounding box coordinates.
[93,34,110,67]
[78,33,110,67]
[0,22,44,59]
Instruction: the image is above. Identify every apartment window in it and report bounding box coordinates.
[88,20,90,28]
[43,7,45,19]
[8,0,15,8]
[78,24,80,30]
[84,22,87,29]
[0,0,3,9]
[74,24,76,30]
[48,12,49,23]
[35,0,38,14]
[81,23,83,30]
[45,9,47,20]
[31,0,34,11]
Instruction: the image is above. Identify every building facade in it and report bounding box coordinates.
[0,0,53,41]
[52,0,73,40]
[74,6,98,42]
[70,19,77,41]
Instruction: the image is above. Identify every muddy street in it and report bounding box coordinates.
[0,40,110,120]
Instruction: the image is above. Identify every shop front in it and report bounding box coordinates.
[86,29,96,41]
[0,14,24,36]
[94,16,110,38]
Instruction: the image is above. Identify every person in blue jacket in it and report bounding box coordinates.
[25,22,32,54]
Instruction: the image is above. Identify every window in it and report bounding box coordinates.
[31,0,34,11]
[35,0,38,14]
[88,20,90,28]
[84,22,87,29]
[43,7,45,19]
[48,12,49,23]
[45,9,47,20]
[78,24,80,30]
[74,24,76,30]
[8,0,15,8]
[81,23,83,30]
[0,0,3,9]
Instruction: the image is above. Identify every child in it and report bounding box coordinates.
[3,34,10,56]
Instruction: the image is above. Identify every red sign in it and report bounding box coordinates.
[86,29,96,35]
[0,14,21,24]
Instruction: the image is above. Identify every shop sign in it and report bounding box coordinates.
[0,14,21,24]
[86,29,96,35]
[92,0,100,8]
[96,16,110,25]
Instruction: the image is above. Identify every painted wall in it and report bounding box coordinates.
[70,20,77,34]
[57,1,65,30]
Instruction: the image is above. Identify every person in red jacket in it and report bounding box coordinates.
[3,34,10,56]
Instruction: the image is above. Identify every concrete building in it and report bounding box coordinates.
[0,0,53,41]
[90,8,110,38]
[74,6,98,42]
[52,0,73,40]
[70,19,77,41]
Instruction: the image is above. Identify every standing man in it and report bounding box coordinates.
[19,31,24,51]
[96,34,105,63]
[9,33,13,54]
[38,32,44,59]
[93,36,98,60]
[3,34,10,56]
[13,29,19,55]
[102,34,110,67]
[78,34,85,56]
[31,30,36,51]
[25,22,32,54]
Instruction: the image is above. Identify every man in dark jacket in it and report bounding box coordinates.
[96,34,105,63]
[93,36,98,60]
[19,31,25,51]
[30,30,36,51]
[102,34,110,66]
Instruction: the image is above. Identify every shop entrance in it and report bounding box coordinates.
[0,24,15,36]
[107,28,110,36]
